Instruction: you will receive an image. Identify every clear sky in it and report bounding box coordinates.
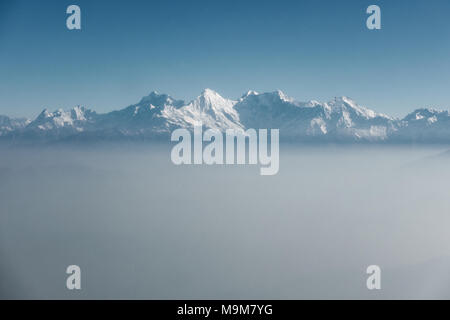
[1,0,449,118]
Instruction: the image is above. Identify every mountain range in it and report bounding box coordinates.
[1,89,450,143]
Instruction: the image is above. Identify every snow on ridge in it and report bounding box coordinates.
[0,115,30,136]
[25,105,96,132]
[161,89,241,131]
[240,90,259,100]
[326,96,391,120]
[2,88,450,142]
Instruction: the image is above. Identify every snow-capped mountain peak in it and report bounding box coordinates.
[240,90,259,100]
[391,107,450,142]
[27,106,96,131]
[327,96,391,120]
[190,89,236,112]
[275,89,294,103]
[404,108,449,122]
[0,115,30,136]
[166,89,241,130]
[71,106,92,121]
[138,91,184,108]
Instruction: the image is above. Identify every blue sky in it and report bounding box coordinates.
[1,0,449,118]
